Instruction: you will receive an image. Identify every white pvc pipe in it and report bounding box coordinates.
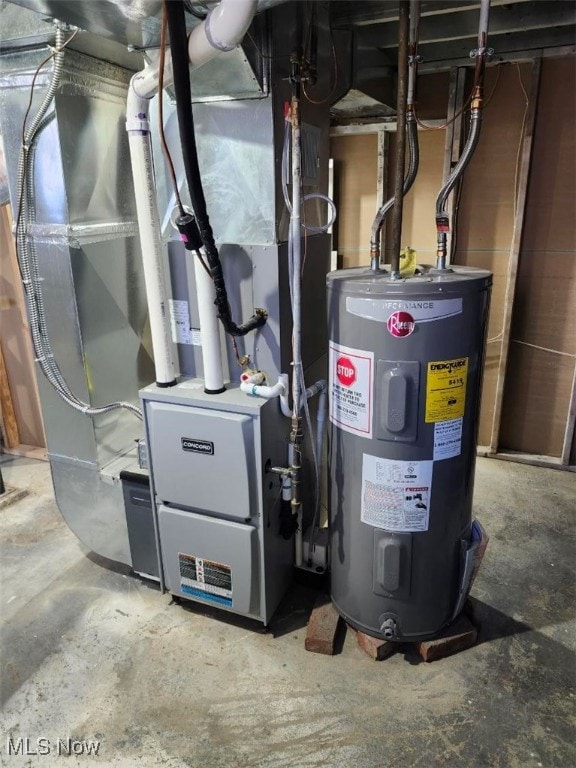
[240,379,286,399]
[188,0,257,69]
[126,0,259,388]
[132,0,258,100]
[127,89,177,386]
[194,250,224,392]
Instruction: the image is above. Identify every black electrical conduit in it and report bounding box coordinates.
[165,0,267,337]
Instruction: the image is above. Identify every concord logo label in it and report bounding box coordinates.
[181,438,214,455]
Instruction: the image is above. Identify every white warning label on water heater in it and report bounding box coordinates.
[434,417,463,461]
[329,342,374,438]
[361,454,433,532]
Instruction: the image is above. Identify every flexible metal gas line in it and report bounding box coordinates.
[435,0,491,270]
[369,118,419,269]
[370,0,420,271]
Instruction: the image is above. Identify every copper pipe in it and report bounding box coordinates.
[390,0,410,279]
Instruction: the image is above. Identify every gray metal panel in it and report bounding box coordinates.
[51,458,131,563]
[147,401,255,520]
[33,239,98,464]
[71,237,154,465]
[141,384,294,623]
[159,505,260,619]
[153,97,276,247]
[375,360,420,442]
[122,475,159,579]
[0,47,147,563]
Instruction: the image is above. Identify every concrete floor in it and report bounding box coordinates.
[0,455,574,768]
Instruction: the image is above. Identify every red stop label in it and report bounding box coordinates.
[336,356,356,387]
[387,310,415,337]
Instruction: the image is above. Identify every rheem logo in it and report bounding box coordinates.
[387,310,415,337]
[336,356,356,387]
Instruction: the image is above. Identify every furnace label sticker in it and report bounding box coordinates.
[434,417,463,460]
[168,299,194,345]
[425,357,468,422]
[179,554,232,607]
[361,455,433,532]
[329,342,374,438]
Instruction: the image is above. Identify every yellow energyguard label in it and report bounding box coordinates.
[425,357,468,423]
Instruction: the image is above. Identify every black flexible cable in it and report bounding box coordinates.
[165,0,266,337]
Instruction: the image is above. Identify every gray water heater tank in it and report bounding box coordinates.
[327,265,492,641]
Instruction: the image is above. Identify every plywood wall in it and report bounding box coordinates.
[455,62,533,447]
[384,129,446,264]
[0,204,46,449]
[499,57,576,457]
[330,57,576,462]
[331,133,378,268]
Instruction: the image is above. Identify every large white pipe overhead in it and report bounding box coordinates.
[188,0,257,68]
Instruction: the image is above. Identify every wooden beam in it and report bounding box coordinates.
[363,3,575,49]
[489,58,542,453]
[330,119,446,136]
[0,342,20,449]
[478,447,575,473]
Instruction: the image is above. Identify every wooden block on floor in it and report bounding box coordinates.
[305,596,341,655]
[0,485,28,511]
[356,629,396,661]
[415,613,478,662]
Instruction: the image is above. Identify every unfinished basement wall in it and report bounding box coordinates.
[498,57,576,458]
[0,203,46,452]
[331,72,449,269]
[330,133,378,268]
[454,62,533,448]
[330,59,575,465]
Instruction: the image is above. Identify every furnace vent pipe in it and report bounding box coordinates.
[435,0,490,270]
[166,0,266,339]
[127,0,259,386]
[194,249,225,393]
[188,0,257,67]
